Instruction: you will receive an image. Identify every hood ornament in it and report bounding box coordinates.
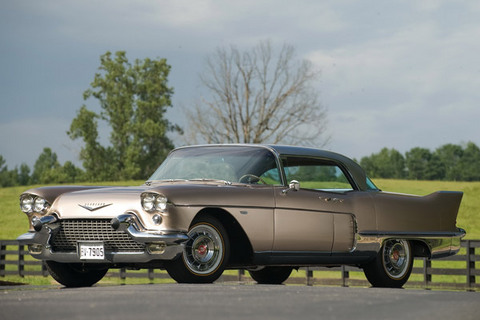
[78,203,113,212]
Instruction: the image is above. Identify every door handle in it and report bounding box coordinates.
[319,196,344,203]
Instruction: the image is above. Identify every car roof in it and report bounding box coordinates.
[265,145,370,191]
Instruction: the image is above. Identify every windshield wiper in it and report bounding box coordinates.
[145,179,189,186]
[188,178,233,185]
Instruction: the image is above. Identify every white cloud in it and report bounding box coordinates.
[306,12,480,158]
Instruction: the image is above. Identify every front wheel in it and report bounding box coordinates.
[249,267,293,284]
[363,239,413,288]
[45,261,108,287]
[165,216,229,283]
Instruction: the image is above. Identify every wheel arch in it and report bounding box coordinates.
[192,207,254,265]
[410,240,432,258]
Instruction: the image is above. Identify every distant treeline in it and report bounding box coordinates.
[1,142,480,187]
[0,148,86,187]
[359,142,480,181]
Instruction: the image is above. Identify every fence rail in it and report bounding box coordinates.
[1,239,478,290]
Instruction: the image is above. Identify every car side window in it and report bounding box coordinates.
[259,167,282,185]
[282,156,353,192]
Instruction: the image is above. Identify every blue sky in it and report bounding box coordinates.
[1,0,479,168]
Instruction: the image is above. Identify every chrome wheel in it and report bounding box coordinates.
[184,223,224,275]
[165,216,230,283]
[382,239,411,279]
[363,239,413,288]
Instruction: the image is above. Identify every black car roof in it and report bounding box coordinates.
[265,145,370,191]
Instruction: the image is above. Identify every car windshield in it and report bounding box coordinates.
[149,146,282,185]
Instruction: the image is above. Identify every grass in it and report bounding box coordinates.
[1,179,479,287]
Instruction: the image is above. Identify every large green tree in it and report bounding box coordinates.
[69,51,181,181]
[405,147,444,180]
[434,144,463,181]
[31,148,67,184]
[360,148,406,179]
[459,142,480,181]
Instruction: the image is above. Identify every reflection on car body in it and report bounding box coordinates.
[17,144,465,287]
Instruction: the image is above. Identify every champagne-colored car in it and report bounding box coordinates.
[17,144,465,287]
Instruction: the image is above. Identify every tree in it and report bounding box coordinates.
[0,155,13,187]
[186,40,328,146]
[69,51,181,181]
[434,144,463,181]
[18,163,31,185]
[405,147,443,180]
[459,142,480,181]
[360,148,406,179]
[32,148,64,184]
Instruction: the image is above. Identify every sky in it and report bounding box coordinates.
[1,0,479,169]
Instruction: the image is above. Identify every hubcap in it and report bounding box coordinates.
[382,239,410,279]
[184,224,224,275]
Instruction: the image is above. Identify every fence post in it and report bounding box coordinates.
[341,265,349,287]
[18,243,25,277]
[120,267,126,280]
[0,241,5,277]
[148,268,154,282]
[306,267,313,286]
[238,269,245,282]
[423,258,432,289]
[466,240,475,290]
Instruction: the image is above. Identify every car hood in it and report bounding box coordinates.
[50,186,150,219]
[48,182,275,219]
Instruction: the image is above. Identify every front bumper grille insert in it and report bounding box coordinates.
[50,219,145,253]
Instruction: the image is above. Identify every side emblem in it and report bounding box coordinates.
[78,203,113,212]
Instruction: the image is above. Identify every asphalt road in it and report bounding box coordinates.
[1,283,478,320]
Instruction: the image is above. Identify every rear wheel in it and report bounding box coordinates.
[166,216,229,283]
[45,261,108,287]
[249,267,293,284]
[363,239,413,288]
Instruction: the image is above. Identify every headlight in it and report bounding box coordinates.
[155,195,167,211]
[20,194,50,214]
[141,193,168,213]
[20,195,34,213]
[34,197,47,213]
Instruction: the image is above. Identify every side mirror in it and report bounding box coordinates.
[282,180,300,194]
[289,180,300,191]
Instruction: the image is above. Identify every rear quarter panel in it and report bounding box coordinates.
[373,191,463,232]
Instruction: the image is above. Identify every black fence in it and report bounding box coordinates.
[1,239,478,291]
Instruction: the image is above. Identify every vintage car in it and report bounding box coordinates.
[17,144,465,288]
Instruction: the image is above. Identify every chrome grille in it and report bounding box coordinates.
[50,219,145,252]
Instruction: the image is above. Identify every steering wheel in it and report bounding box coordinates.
[239,174,267,184]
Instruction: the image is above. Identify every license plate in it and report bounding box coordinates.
[78,242,105,260]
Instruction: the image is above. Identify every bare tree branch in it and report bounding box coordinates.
[186,40,329,147]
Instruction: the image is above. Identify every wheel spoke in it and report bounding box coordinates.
[184,223,224,275]
[382,239,410,279]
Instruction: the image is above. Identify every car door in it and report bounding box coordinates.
[273,156,356,253]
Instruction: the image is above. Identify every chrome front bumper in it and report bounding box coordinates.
[17,213,189,263]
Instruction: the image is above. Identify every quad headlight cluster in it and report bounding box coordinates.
[20,194,50,214]
[141,193,168,213]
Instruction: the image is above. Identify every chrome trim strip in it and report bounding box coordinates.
[359,229,466,238]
